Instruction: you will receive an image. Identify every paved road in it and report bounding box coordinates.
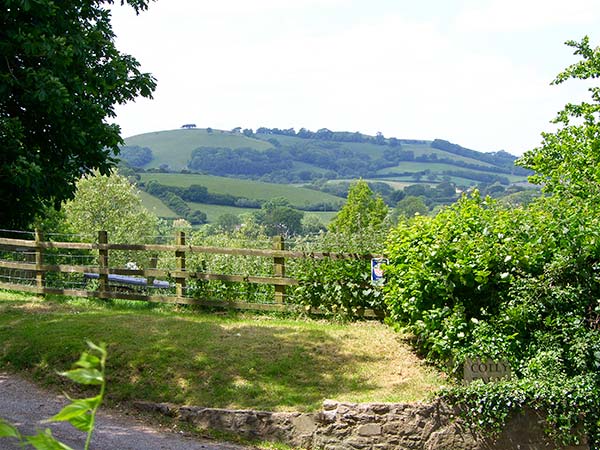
[0,373,253,450]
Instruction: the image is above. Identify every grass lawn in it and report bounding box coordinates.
[0,290,444,412]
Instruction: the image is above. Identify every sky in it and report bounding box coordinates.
[110,0,600,156]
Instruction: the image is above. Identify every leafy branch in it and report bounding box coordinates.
[0,341,108,450]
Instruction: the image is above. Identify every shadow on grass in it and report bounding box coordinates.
[0,306,381,412]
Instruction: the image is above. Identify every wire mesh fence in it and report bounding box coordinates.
[0,229,383,314]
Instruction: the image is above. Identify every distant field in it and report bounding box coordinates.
[125,129,273,171]
[139,191,177,217]
[189,203,337,224]
[377,162,528,182]
[139,173,344,208]
[253,134,498,168]
[139,192,337,224]
[306,211,337,224]
[399,144,497,168]
[125,129,522,191]
[187,202,258,222]
[332,179,431,190]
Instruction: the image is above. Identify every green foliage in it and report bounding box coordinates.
[0,0,156,228]
[385,189,600,445]
[518,36,600,200]
[185,226,275,303]
[328,180,389,234]
[0,341,107,450]
[289,231,387,319]
[118,145,153,168]
[62,171,159,266]
[63,171,158,242]
[189,146,292,176]
[254,198,304,237]
[215,213,242,233]
[395,195,428,218]
[278,180,391,318]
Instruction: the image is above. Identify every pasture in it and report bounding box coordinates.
[139,173,344,207]
[125,129,273,170]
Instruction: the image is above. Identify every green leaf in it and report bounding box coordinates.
[59,368,103,385]
[26,429,74,450]
[48,396,100,423]
[86,341,107,358]
[67,413,93,432]
[73,352,100,369]
[0,419,20,439]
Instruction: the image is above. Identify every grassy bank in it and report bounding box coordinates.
[0,290,444,412]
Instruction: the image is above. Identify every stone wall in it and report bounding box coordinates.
[134,399,588,450]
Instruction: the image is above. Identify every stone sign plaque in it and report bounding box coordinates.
[464,358,511,383]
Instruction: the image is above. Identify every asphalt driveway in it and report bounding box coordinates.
[0,372,253,450]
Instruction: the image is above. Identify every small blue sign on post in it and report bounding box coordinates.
[371,258,388,285]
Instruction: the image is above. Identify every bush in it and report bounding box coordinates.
[289,231,387,319]
[384,191,600,446]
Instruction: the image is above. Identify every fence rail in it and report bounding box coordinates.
[0,231,383,316]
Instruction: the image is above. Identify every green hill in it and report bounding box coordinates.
[125,127,532,224]
[124,128,272,171]
[122,127,530,187]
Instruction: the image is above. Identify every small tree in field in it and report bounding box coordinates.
[328,180,389,235]
[63,171,158,266]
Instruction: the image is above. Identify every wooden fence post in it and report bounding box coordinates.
[273,235,285,303]
[146,253,158,288]
[34,228,44,295]
[175,231,186,298]
[98,230,108,294]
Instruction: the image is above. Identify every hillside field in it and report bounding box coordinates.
[123,128,528,187]
[126,128,272,171]
[139,173,344,208]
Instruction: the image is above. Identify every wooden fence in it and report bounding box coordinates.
[0,231,382,315]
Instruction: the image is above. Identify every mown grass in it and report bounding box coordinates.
[0,290,444,412]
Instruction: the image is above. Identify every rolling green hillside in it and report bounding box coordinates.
[124,128,272,171]
[123,127,529,187]
[126,127,531,225]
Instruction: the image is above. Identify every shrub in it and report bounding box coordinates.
[384,191,600,446]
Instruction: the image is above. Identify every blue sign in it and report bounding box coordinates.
[371,258,388,284]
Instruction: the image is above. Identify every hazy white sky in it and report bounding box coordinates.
[110,0,600,155]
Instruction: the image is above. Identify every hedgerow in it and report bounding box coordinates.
[384,36,600,447]
[384,193,600,446]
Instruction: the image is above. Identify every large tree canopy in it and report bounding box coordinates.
[0,0,156,228]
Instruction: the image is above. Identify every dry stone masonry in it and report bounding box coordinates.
[134,399,588,449]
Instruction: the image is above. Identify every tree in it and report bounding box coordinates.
[0,0,156,229]
[518,36,600,199]
[395,195,428,218]
[62,171,158,256]
[215,213,241,233]
[328,180,389,234]
[254,197,304,237]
